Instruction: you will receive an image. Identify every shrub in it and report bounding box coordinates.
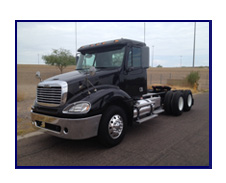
[186,71,200,87]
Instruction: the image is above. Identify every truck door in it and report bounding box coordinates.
[122,46,147,98]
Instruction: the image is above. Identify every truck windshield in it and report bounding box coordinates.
[76,47,125,70]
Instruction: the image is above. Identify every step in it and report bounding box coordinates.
[153,108,165,114]
[136,114,158,124]
[135,101,154,108]
[142,93,157,98]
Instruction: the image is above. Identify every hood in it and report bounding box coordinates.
[45,68,121,100]
[46,70,86,83]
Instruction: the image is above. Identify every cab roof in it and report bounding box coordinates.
[78,38,146,53]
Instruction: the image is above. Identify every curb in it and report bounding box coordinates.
[17,130,43,141]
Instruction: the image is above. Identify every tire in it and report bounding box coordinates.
[164,91,174,115]
[183,90,193,111]
[98,105,127,147]
[171,91,184,116]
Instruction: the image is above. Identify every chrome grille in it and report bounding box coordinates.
[36,81,68,107]
[37,86,61,105]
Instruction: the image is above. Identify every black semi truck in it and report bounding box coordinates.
[31,39,194,147]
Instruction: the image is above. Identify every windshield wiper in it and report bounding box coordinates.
[95,67,119,69]
[95,67,107,69]
[76,68,89,70]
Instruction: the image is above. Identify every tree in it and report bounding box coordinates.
[156,64,163,68]
[186,71,200,87]
[42,48,75,73]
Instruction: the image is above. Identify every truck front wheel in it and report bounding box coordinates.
[98,105,127,147]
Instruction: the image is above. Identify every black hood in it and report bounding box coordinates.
[46,70,86,83]
[45,68,121,100]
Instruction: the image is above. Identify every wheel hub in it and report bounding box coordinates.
[178,96,184,111]
[108,114,123,139]
[187,94,192,107]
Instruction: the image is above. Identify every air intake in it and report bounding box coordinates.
[36,81,68,107]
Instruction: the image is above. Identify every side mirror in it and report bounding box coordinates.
[141,46,149,68]
[35,71,42,82]
[89,66,96,76]
[75,52,80,65]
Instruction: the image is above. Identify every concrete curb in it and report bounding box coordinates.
[17,130,43,141]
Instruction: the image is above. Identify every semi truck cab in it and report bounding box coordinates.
[31,38,194,147]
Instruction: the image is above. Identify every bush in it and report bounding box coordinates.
[186,71,200,87]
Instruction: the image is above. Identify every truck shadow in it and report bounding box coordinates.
[17,115,176,166]
[49,117,162,151]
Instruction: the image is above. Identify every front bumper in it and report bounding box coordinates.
[31,111,102,140]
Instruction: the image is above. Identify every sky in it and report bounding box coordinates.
[17,21,209,67]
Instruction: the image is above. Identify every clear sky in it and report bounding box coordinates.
[17,21,209,67]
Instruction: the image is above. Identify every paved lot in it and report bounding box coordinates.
[17,92,210,167]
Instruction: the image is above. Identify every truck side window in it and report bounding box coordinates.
[127,47,141,68]
[132,47,141,67]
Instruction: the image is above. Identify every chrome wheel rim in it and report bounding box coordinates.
[187,94,192,107]
[178,97,184,111]
[108,114,123,139]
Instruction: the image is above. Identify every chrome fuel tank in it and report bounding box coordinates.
[133,96,161,118]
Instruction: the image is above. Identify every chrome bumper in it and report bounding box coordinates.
[31,111,102,140]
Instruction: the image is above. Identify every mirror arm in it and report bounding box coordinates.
[35,71,42,82]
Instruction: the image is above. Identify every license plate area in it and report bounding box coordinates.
[35,120,61,133]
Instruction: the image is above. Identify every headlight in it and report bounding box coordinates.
[63,101,91,114]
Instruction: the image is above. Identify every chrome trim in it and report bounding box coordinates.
[31,111,102,140]
[178,96,184,111]
[133,97,161,119]
[36,80,68,107]
[187,94,192,107]
[139,105,151,117]
[108,114,123,139]
[133,108,138,118]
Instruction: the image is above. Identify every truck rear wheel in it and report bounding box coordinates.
[171,91,184,116]
[98,105,127,147]
[164,91,174,115]
[183,90,193,111]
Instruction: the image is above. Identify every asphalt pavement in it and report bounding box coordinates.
[17,92,210,167]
